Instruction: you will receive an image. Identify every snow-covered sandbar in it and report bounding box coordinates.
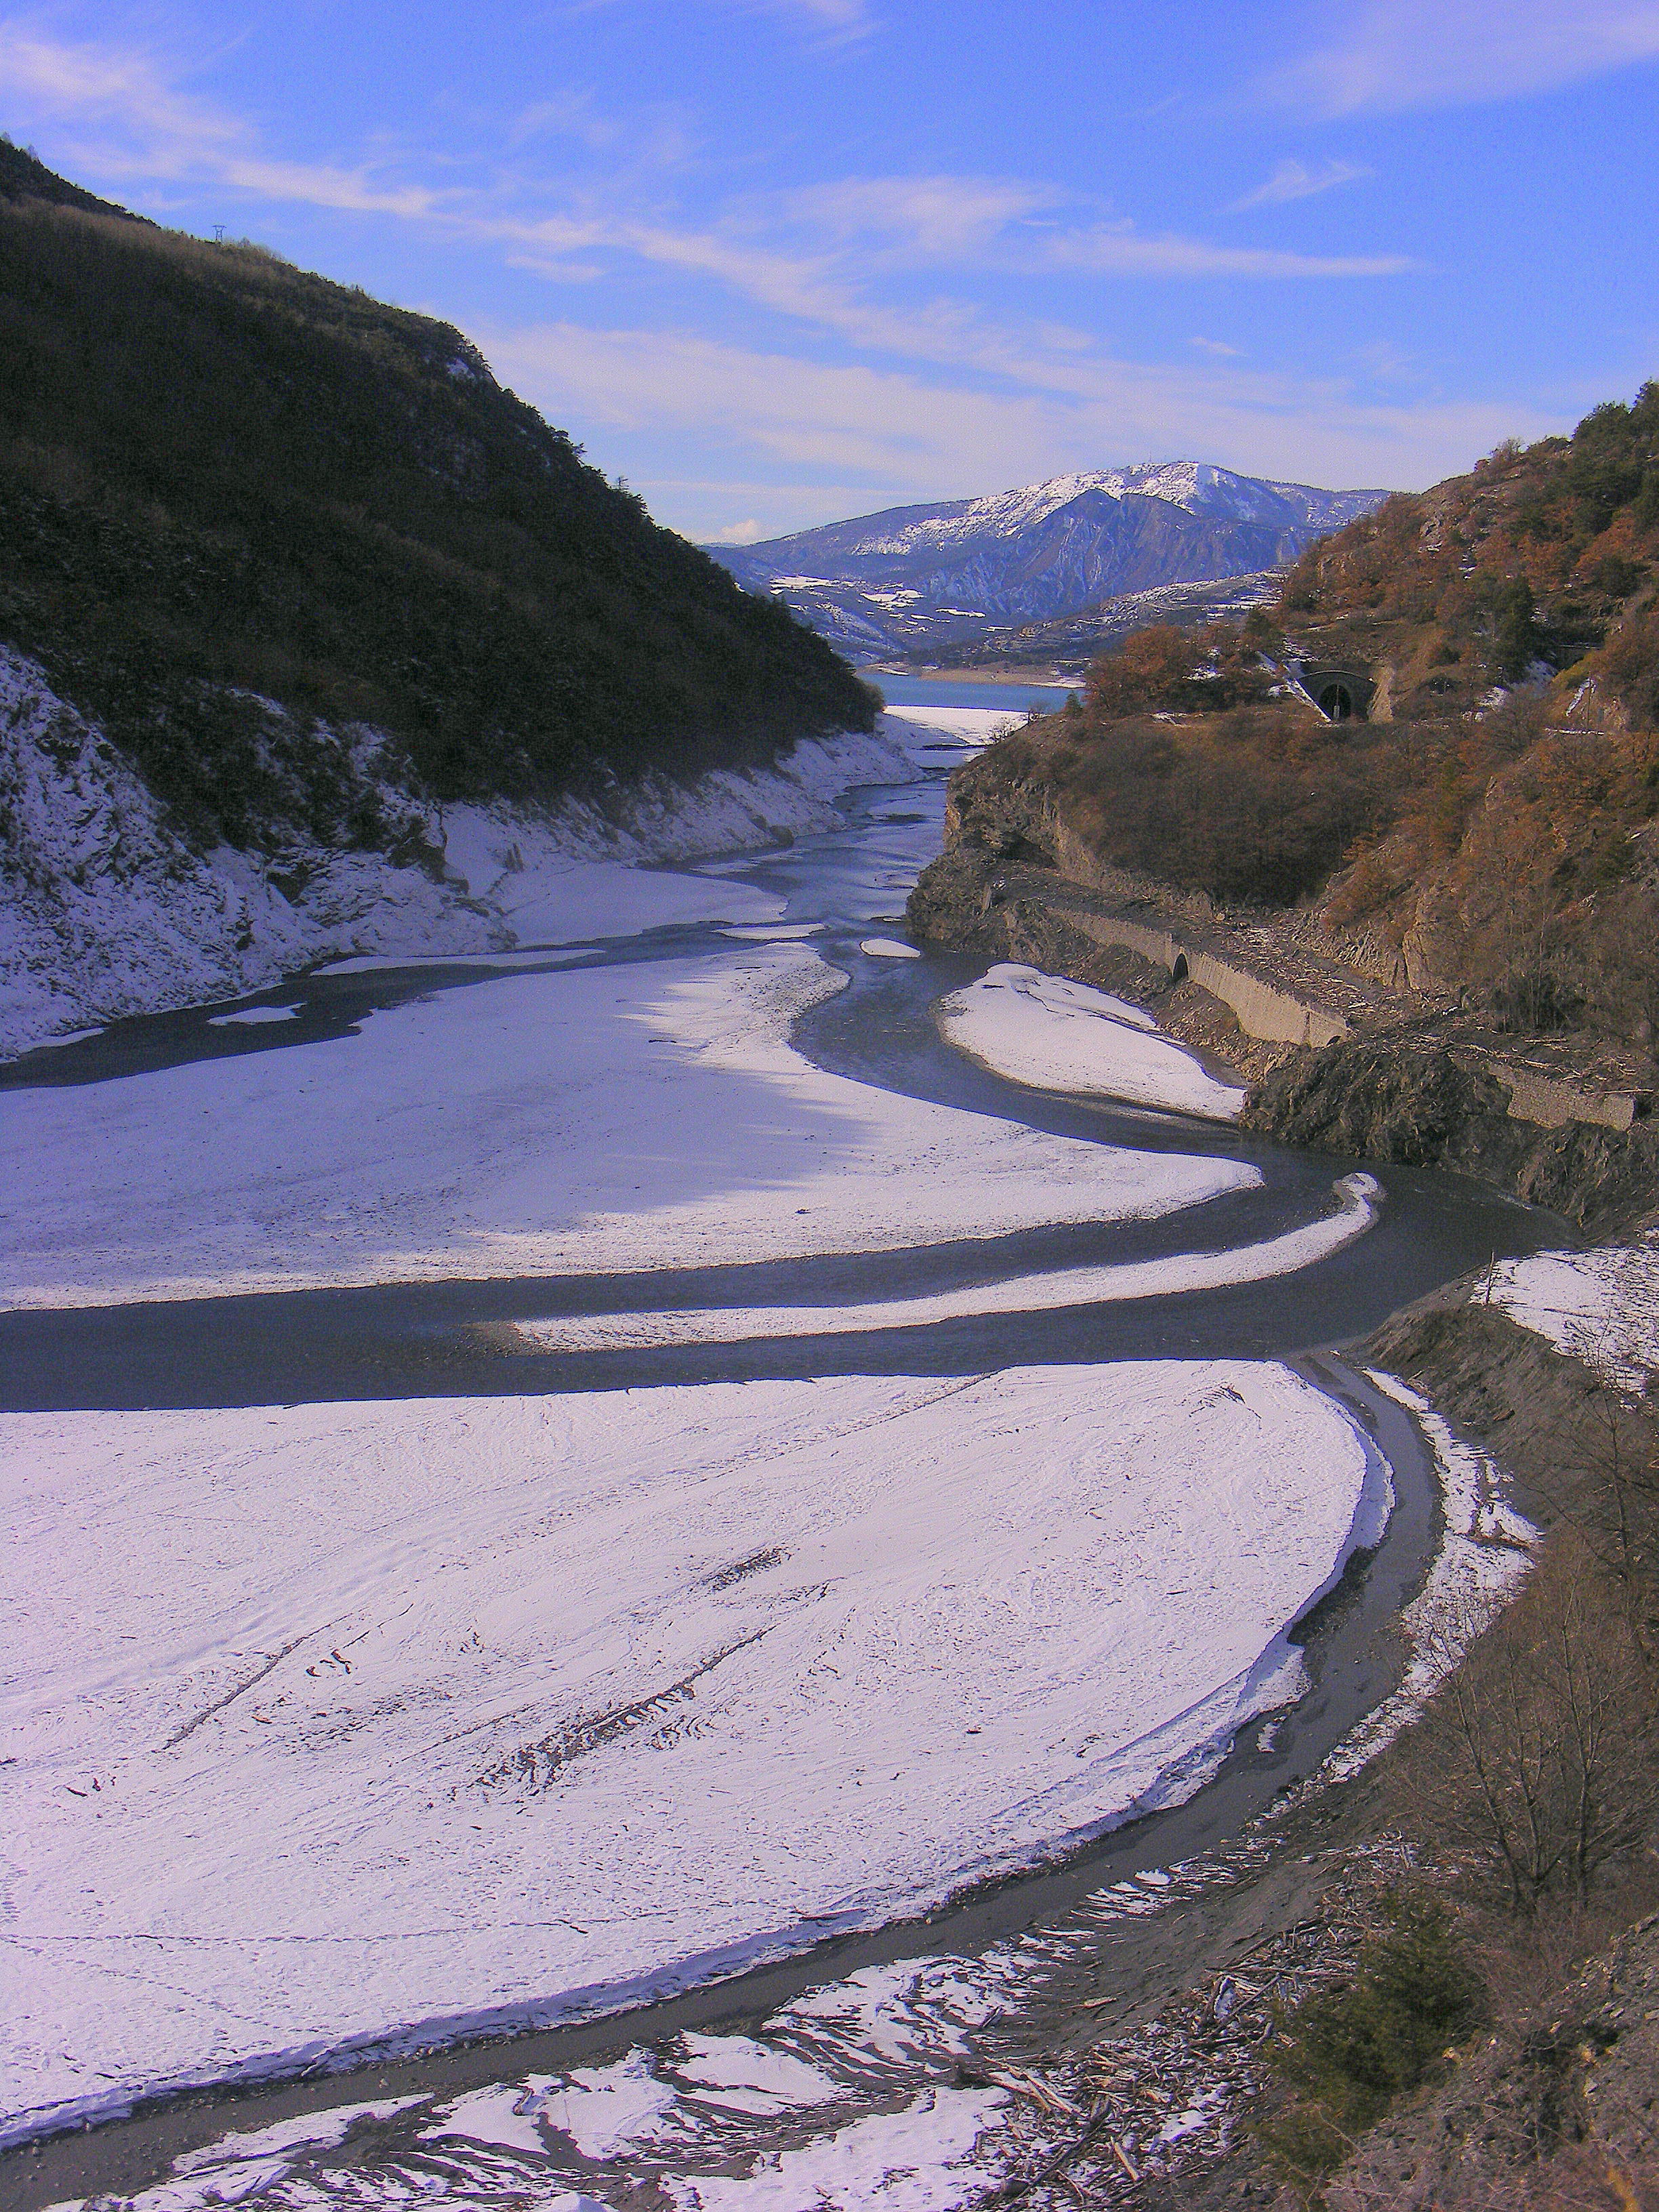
[517,1173,1380,1352]
[938,964,1247,1119]
[1,1359,1370,2137]
[0,944,1257,1309]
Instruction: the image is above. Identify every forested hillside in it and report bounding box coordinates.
[943,387,1659,1050]
[0,140,872,851]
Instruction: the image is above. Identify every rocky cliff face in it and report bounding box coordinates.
[1245,1040,1659,1233]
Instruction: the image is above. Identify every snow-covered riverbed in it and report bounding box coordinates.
[0,705,1488,2202]
[3,1359,1370,2138]
[0,940,1258,1311]
[937,964,1248,1120]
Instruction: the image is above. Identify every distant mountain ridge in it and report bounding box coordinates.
[705,464,1389,659]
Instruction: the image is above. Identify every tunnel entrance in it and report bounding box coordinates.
[1300,663,1373,723]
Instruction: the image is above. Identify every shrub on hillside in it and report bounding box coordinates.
[1082,619,1275,718]
[994,703,1402,906]
[1279,384,1659,691]
[1603,607,1659,728]
[1489,958,1585,1034]
[1259,1892,1482,2186]
[1083,623,1201,716]
[1393,1538,1659,1915]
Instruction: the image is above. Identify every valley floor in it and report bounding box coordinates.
[0,704,1568,2211]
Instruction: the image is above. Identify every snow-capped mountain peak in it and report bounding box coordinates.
[703,463,1389,659]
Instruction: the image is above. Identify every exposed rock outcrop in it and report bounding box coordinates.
[911,741,1659,1231]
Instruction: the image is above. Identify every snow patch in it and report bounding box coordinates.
[205,1004,302,1027]
[1326,1373,1536,1778]
[674,2034,842,2109]
[720,924,823,942]
[515,1174,1379,1352]
[428,2083,566,2157]
[525,2055,689,2159]
[1490,1244,1659,1390]
[0,640,919,1059]
[938,965,1246,1119]
[0,647,499,1060]
[661,2087,1007,2211]
[58,2100,434,2212]
[1,945,1258,1310]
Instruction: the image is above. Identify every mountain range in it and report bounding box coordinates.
[704,464,1390,659]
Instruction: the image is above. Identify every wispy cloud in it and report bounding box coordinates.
[0,14,1515,530]
[1048,223,1408,279]
[480,319,1556,498]
[506,91,620,152]
[549,0,874,42]
[0,22,239,154]
[746,0,874,44]
[0,28,1416,301]
[1271,0,1659,115]
[1231,158,1372,209]
[766,173,1410,279]
[777,173,1054,255]
[0,20,453,217]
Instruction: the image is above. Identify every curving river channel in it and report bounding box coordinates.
[1,694,1559,2212]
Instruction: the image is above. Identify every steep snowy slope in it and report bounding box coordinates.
[0,647,913,1059]
[708,466,1388,657]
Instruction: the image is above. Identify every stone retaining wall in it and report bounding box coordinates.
[1464,1056,1640,1134]
[1058,909,1351,1048]
[1045,903,1641,1126]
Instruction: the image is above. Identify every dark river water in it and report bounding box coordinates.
[865,672,1078,714]
[0,697,1562,2211]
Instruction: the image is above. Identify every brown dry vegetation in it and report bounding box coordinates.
[1248,1360,1659,2211]
[977,703,1410,907]
[993,386,1659,1054]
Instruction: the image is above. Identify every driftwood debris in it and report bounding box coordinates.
[973,1847,1414,2207]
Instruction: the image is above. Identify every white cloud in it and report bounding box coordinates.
[0,21,454,218]
[0,23,239,153]
[779,173,1056,255]
[1048,223,1409,279]
[747,0,873,41]
[760,173,1409,281]
[706,516,766,541]
[0,14,1555,539]
[550,0,872,41]
[506,91,620,151]
[1231,157,1372,208]
[0,28,1415,303]
[1274,0,1659,115]
[478,319,1558,508]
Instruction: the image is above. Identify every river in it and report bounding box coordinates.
[0,689,1557,2211]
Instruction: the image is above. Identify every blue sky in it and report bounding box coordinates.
[4,1,1658,540]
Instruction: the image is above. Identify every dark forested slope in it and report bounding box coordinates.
[0,141,872,847]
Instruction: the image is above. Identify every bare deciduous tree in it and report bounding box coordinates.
[1396,1539,1659,1913]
